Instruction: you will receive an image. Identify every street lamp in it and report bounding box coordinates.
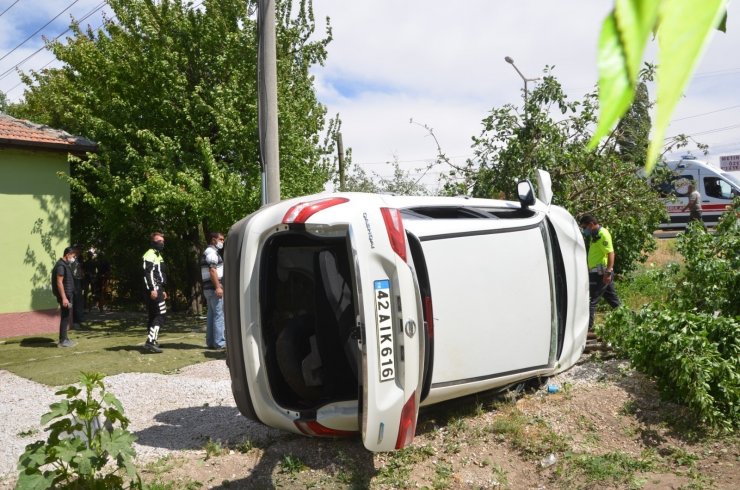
[504,56,540,107]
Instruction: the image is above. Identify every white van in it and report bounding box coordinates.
[654,155,740,229]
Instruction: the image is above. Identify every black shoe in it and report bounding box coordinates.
[144,341,163,353]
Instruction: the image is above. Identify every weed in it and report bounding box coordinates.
[144,480,203,490]
[664,446,699,468]
[488,407,569,458]
[557,450,656,488]
[432,462,453,489]
[16,372,140,489]
[490,463,509,488]
[144,455,177,477]
[447,416,467,436]
[280,454,307,475]
[204,438,224,460]
[443,440,461,455]
[619,400,638,416]
[236,438,255,453]
[376,445,434,487]
[16,428,38,438]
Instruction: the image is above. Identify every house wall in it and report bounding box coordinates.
[0,148,70,337]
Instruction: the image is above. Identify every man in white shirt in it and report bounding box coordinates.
[201,232,226,349]
[682,183,705,229]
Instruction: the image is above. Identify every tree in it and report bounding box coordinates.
[9,0,335,309]
[342,158,430,196]
[615,80,651,168]
[441,68,667,276]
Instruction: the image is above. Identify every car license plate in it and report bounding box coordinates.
[374,279,395,382]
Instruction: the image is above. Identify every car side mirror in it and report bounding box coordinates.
[517,180,536,209]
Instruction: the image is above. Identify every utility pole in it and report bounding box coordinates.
[336,132,345,191]
[258,0,280,204]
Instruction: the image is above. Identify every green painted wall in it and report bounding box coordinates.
[0,148,70,313]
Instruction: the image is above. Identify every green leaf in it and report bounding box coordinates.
[40,400,72,425]
[646,0,727,172]
[615,0,660,81]
[15,469,56,490]
[590,12,635,147]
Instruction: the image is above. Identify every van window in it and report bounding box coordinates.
[656,175,694,197]
[704,177,736,200]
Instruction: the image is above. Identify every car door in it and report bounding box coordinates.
[354,205,424,452]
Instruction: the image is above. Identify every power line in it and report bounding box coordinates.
[672,103,740,122]
[0,1,106,81]
[4,55,57,93]
[0,0,22,19]
[0,0,81,64]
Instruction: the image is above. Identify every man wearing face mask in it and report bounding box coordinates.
[142,232,167,353]
[579,214,621,334]
[53,247,77,347]
[200,232,226,350]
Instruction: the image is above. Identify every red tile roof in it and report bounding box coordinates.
[0,114,97,153]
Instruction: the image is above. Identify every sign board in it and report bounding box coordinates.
[719,154,740,171]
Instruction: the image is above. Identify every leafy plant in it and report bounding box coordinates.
[203,438,224,460]
[279,454,307,475]
[600,200,739,431]
[601,308,739,431]
[16,372,140,489]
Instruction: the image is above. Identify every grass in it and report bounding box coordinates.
[0,310,223,386]
[488,405,570,459]
[376,444,435,487]
[617,238,682,309]
[557,450,656,489]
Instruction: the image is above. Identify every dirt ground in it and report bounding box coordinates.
[139,353,739,489]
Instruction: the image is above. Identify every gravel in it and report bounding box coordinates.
[0,360,276,488]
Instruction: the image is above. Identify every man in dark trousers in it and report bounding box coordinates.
[142,232,167,353]
[579,214,621,333]
[53,247,77,347]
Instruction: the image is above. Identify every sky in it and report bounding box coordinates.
[1,1,739,190]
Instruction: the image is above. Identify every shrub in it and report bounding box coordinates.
[673,197,740,316]
[16,372,140,489]
[600,200,740,432]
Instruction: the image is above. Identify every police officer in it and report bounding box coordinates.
[142,232,167,353]
[579,214,621,332]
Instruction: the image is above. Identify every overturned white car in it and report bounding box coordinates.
[224,171,589,452]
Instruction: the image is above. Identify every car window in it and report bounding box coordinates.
[401,206,535,220]
[402,207,488,219]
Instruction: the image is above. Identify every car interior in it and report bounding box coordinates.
[261,232,360,410]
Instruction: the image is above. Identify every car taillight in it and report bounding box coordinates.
[395,391,417,449]
[282,197,349,224]
[380,207,407,262]
[423,296,434,340]
[294,420,357,437]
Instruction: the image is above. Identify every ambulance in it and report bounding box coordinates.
[654,155,740,229]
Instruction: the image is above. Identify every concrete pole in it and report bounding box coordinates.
[336,132,345,191]
[258,0,280,204]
